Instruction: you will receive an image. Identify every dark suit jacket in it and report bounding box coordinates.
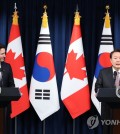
[95,67,115,92]
[95,66,114,127]
[0,62,15,132]
[1,62,15,87]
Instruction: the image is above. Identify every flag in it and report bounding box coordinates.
[29,6,60,121]
[5,10,30,118]
[91,6,114,114]
[61,11,91,119]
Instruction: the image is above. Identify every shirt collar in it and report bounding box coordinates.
[112,67,120,73]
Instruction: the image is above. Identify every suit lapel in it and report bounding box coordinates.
[108,67,115,87]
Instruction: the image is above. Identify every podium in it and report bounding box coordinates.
[97,88,120,134]
[0,87,21,134]
[97,88,120,102]
[0,87,21,106]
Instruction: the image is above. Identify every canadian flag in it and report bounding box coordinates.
[61,11,90,119]
[5,10,30,118]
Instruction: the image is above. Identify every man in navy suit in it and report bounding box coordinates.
[95,49,120,134]
[95,49,120,91]
[0,43,15,134]
[0,44,15,87]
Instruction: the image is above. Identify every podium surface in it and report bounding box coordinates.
[0,87,21,101]
[97,88,120,102]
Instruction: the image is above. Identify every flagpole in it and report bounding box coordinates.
[43,120,45,134]
[72,5,78,134]
[14,3,18,134]
[72,6,78,134]
[73,119,75,134]
[15,117,17,134]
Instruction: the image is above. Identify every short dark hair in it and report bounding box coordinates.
[110,49,120,58]
[0,43,5,49]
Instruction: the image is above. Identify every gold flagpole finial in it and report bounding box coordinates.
[74,11,81,25]
[104,5,111,28]
[74,5,81,25]
[41,5,48,28]
[12,3,19,25]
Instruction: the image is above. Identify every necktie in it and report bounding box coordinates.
[115,71,120,88]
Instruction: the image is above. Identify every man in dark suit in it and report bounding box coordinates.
[95,49,120,91]
[0,43,15,134]
[0,44,15,87]
[95,49,120,134]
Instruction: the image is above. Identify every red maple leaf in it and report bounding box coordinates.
[65,50,87,80]
[5,49,25,79]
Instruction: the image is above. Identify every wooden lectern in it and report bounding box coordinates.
[0,87,21,134]
[97,88,120,134]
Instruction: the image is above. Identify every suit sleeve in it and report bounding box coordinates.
[95,70,103,93]
[8,64,15,87]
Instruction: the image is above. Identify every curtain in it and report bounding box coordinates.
[0,0,120,134]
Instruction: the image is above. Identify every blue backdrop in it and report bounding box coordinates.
[0,0,120,134]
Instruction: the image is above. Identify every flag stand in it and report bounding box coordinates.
[73,119,75,134]
[15,117,17,134]
[43,120,45,134]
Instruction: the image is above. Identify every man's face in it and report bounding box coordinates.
[111,52,120,70]
[0,48,6,62]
